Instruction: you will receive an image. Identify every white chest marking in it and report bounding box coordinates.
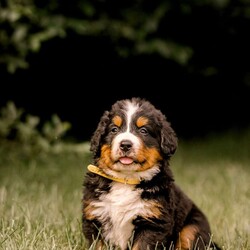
[91,183,145,250]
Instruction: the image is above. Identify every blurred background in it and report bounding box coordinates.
[1,0,250,142]
[1,2,250,249]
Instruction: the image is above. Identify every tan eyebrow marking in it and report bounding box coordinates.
[112,115,123,127]
[136,116,148,128]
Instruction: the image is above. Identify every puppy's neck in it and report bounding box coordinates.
[87,164,141,185]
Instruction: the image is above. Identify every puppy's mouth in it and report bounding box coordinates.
[119,157,134,165]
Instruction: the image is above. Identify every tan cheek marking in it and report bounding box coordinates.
[112,115,122,127]
[137,147,163,171]
[98,144,113,168]
[136,116,148,127]
[175,225,198,250]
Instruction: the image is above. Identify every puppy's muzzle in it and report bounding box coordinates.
[120,140,132,153]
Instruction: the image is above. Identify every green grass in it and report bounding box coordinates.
[0,142,91,250]
[0,129,250,250]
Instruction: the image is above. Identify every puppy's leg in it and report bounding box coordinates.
[95,240,105,250]
[132,240,162,250]
[131,230,170,250]
[175,224,198,250]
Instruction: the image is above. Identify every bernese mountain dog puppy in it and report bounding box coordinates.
[82,97,220,250]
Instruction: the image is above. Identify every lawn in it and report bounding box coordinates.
[0,129,249,250]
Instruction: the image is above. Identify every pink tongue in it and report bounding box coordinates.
[119,157,133,165]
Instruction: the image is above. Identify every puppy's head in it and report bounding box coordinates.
[90,97,177,181]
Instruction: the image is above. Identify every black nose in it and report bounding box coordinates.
[120,140,132,152]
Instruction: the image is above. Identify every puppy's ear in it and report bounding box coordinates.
[90,110,110,158]
[160,121,178,157]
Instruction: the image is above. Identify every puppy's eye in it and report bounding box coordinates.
[139,127,148,135]
[111,126,119,134]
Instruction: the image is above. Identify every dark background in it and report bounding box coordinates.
[1,1,250,142]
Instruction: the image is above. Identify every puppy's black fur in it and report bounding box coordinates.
[82,97,220,250]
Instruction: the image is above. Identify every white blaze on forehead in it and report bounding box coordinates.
[125,100,139,132]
